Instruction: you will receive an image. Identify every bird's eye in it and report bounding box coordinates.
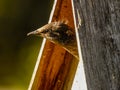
[41,29,49,33]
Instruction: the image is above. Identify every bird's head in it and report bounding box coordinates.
[27,21,74,45]
[27,21,78,59]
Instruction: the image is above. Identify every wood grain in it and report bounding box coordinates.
[73,0,120,90]
[29,0,79,90]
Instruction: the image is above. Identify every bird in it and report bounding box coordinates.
[27,21,79,59]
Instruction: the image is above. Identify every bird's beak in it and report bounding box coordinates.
[27,30,40,36]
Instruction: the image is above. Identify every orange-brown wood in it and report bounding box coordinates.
[29,0,79,90]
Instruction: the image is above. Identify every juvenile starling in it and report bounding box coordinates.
[27,21,78,59]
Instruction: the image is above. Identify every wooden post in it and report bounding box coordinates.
[28,0,79,90]
[73,0,120,90]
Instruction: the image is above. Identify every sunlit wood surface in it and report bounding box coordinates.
[28,0,79,90]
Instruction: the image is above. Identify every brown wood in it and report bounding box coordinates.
[29,0,79,90]
[73,0,120,90]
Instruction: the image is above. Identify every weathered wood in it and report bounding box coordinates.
[73,0,120,90]
[28,0,79,90]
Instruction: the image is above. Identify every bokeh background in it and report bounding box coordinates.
[0,0,53,89]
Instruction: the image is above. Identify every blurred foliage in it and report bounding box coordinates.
[0,0,53,89]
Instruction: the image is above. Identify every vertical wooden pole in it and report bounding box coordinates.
[73,0,120,90]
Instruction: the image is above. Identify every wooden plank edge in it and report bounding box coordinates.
[71,0,88,90]
[28,0,58,89]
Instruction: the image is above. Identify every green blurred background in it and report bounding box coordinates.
[0,0,53,89]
